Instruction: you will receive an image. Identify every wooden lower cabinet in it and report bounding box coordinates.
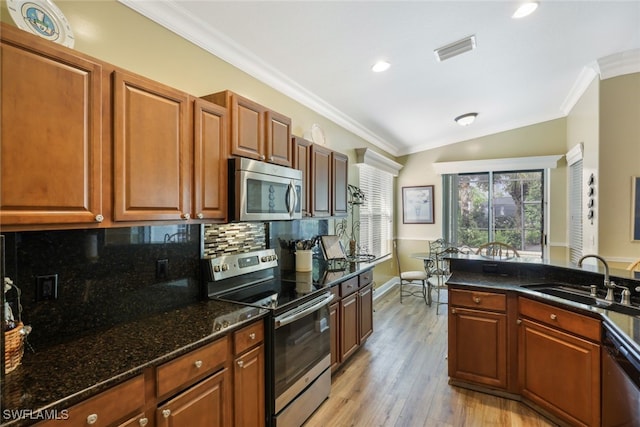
[448,306,508,389]
[518,298,601,427]
[329,300,340,373]
[233,321,265,427]
[340,291,359,361]
[358,284,373,343]
[156,368,231,427]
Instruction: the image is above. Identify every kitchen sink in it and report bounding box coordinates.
[522,283,640,317]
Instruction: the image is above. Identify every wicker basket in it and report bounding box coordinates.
[4,322,24,373]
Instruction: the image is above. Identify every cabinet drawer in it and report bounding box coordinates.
[519,297,600,342]
[157,337,228,399]
[450,289,506,312]
[38,375,145,427]
[359,270,373,287]
[330,285,340,301]
[340,277,359,297]
[234,321,264,355]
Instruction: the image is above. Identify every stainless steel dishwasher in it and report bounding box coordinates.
[602,322,640,427]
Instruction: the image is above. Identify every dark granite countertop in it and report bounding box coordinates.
[279,255,384,288]
[446,258,640,358]
[1,300,268,427]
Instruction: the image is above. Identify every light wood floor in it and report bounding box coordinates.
[304,286,557,427]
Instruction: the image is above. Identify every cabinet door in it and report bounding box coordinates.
[156,368,231,427]
[329,302,340,372]
[193,98,227,222]
[310,145,332,217]
[519,318,600,427]
[358,284,373,343]
[113,70,190,221]
[1,27,103,226]
[448,306,508,389]
[331,152,349,216]
[292,136,312,217]
[231,94,265,161]
[265,110,292,167]
[234,345,265,427]
[340,292,359,361]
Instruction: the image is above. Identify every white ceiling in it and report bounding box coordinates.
[120,1,640,157]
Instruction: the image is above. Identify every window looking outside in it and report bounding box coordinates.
[358,164,393,258]
[444,170,544,256]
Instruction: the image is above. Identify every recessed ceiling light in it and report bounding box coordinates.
[371,61,391,72]
[513,2,539,19]
[455,112,478,126]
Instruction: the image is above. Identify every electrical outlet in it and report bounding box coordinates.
[156,259,169,280]
[36,274,58,301]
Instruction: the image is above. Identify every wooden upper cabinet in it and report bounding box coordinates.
[331,151,349,216]
[202,90,292,166]
[0,24,103,227]
[113,70,191,222]
[292,136,313,216]
[310,144,332,217]
[193,98,228,222]
[265,110,292,167]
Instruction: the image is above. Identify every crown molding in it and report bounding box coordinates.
[598,48,640,80]
[560,63,599,116]
[566,143,584,166]
[117,0,400,157]
[433,154,564,175]
[355,148,403,176]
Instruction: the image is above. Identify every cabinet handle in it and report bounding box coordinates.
[94,214,104,223]
[86,414,98,425]
[194,360,203,368]
[473,297,481,304]
[139,418,149,427]
[237,360,244,368]
[182,213,191,220]
[197,213,204,219]
[550,313,558,321]
[249,333,256,340]
[162,409,171,418]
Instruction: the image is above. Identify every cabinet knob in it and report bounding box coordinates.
[451,308,457,314]
[182,213,191,220]
[139,418,149,427]
[94,214,104,223]
[162,409,171,418]
[473,297,481,304]
[550,313,558,321]
[194,360,203,368]
[269,156,274,161]
[517,319,522,325]
[237,360,244,368]
[86,414,98,425]
[260,155,266,161]
[197,213,204,219]
[249,333,256,340]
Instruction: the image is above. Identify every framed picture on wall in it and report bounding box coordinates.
[632,177,640,241]
[402,185,434,224]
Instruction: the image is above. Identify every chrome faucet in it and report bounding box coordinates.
[578,254,616,302]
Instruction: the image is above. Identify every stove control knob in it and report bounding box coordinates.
[213,265,221,273]
[214,323,221,331]
[222,320,229,328]
[221,264,229,271]
[261,256,268,262]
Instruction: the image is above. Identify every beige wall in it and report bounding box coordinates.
[599,73,640,265]
[395,119,567,265]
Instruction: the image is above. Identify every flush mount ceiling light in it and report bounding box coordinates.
[434,35,476,62]
[512,2,539,18]
[371,60,391,72]
[454,112,478,126]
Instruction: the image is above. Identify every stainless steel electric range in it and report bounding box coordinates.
[203,248,333,427]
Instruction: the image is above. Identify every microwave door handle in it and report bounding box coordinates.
[286,181,296,217]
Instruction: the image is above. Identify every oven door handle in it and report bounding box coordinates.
[274,293,334,328]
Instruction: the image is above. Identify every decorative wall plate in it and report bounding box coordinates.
[310,123,326,145]
[8,0,75,48]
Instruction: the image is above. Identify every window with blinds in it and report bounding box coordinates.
[358,164,393,258]
[569,160,583,263]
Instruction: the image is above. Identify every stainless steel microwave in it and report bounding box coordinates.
[229,157,302,221]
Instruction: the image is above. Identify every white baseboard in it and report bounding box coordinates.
[373,277,399,301]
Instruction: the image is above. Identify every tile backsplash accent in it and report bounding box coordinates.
[203,223,266,258]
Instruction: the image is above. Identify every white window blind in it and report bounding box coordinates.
[569,160,583,263]
[358,164,393,258]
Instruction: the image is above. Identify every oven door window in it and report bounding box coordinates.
[274,303,330,399]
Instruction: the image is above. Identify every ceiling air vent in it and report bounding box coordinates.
[434,35,476,62]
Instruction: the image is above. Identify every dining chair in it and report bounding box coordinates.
[627,258,640,272]
[426,244,467,314]
[476,241,520,259]
[394,240,429,304]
